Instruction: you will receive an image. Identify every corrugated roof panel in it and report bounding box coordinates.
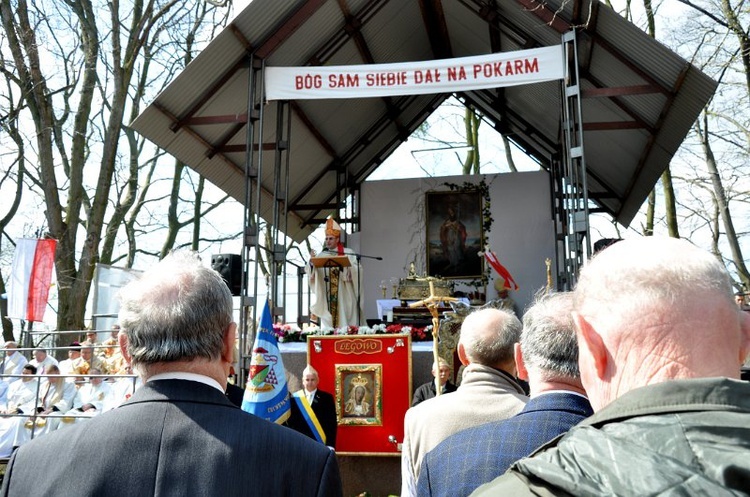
[294,96,386,154]
[584,128,648,191]
[656,68,717,155]
[231,0,302,46]
[505,81,563,142]
[153,34,246,117]
[363,2,433,63]
[131,0,717,242]
[321,37,366,67]
[443,4,492,57]
[266,1,346,66]
[585,49,668,131]
[494,0,568,48]
[593,4,687,90]
[619,146,674,221]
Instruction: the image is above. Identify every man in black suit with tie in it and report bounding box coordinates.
[1,251,342,497]
[286,365,338,449]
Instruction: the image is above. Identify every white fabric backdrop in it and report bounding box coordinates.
[360,171,554,320]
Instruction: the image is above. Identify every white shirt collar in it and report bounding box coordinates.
[532,389,588,400]
[147,372,224,393]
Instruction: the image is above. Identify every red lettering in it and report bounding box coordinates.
[525,57,539,73]
[420,69,440,83]
[366,72,407,86]
[328,73,360,88]
[295,74,322,90]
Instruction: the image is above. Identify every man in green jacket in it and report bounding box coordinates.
[472,236,750,496]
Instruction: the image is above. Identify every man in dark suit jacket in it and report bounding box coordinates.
[417,291,592,497]
[411,358,457,406]
[0,251,342,497]
[286,365,338,449]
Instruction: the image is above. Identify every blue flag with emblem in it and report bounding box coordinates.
[241,301,291,424]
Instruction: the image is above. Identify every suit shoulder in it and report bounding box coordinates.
[432,419,501,452]
[317,390,335,402]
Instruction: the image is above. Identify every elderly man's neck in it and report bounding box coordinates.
[138,359,228,388]
[528,373,587,397]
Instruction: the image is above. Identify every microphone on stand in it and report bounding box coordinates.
[352,253,383,261]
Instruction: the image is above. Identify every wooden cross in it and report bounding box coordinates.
[409,280,459,397]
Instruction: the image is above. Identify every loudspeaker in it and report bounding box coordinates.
[211,254,242,296]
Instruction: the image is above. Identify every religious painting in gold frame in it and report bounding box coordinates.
[426,190,484,279]
[335,364,382,426]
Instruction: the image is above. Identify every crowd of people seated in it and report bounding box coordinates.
[0,331,139,458]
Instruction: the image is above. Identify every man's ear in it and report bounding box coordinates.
[457,342,469,366]
[739,310,750,365]
[221,322,237,365]
[573,312,608,379]
[118,332,132,366]
[514,343,528,381]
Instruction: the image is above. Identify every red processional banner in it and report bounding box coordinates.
[307,334,412,455]
[265,45,564,101]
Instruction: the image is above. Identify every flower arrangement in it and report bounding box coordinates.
[272,323,434,342]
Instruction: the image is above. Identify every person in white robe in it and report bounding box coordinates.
[58,341,83,383]
[4,364,40,414]
[0,342,28,382]
[0,364,40,457]
[11,364,77,447]
[308,216,364,329]
[59,368,115,428]
[29,348,59,374]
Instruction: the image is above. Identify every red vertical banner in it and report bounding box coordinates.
[307,334,412,455]
[27,239,57,322]
[7,238,57,323]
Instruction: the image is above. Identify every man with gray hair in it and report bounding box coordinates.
[411,357,457,406]
[473,237,750,495]
[1,251,342,497]
[401,307,528,496]
[418,291,593,497]
[285,364,338,449]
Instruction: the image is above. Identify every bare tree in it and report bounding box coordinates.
[668,0,750,289]
[0,59,29,340]
[462,107,481,174]
[0,0,237,333]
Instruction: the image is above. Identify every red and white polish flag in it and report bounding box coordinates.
[484,249,519,291]
[7,238,57,322]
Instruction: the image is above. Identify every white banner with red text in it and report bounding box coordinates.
[265,45,564,100]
